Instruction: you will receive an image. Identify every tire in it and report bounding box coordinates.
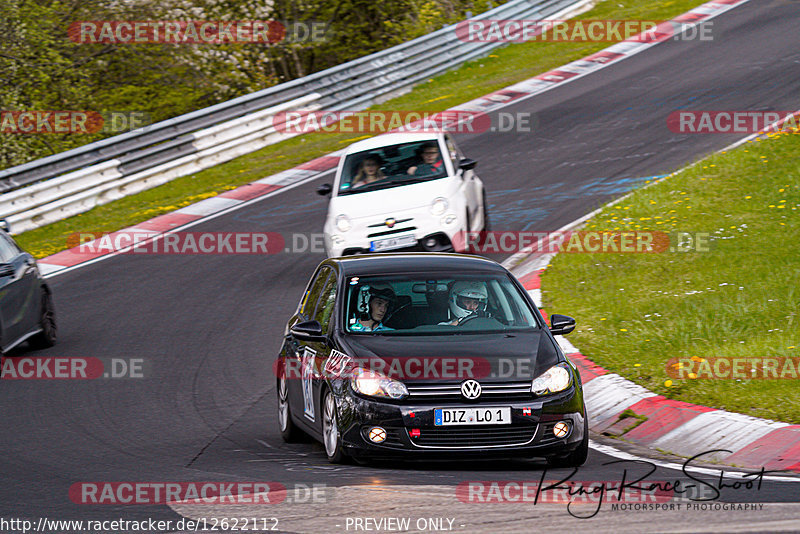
[277,375,300,442]
[481,189,490,232]
[28,289,56,350]
[547,410,589,468]
[322,390,347,463]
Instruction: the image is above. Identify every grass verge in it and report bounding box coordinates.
[16,0,709,258]
[543,129,800,423]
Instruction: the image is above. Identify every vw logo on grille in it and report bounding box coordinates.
[460,380,482,400]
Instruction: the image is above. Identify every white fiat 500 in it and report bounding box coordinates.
[318,132,488,257]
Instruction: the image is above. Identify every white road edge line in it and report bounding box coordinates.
[589,440,800,482]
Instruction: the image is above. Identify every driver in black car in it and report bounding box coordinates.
[352,285,396,331]
[439,281,488,326]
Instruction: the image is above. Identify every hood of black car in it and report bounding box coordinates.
[338,330,560,384]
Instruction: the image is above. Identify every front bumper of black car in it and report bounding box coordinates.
[335,386,585,459]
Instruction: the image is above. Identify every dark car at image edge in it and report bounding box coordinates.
[275,253,587,466]
[0,220,57,356]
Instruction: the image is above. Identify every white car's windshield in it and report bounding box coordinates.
[338,141,447,195]
[344,274,540,334]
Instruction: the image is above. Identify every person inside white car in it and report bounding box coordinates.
[407,142,444,176]
[351,153,386,189]
[351,285,396,332]
[439,281,488,326]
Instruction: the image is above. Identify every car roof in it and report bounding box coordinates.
[329,253,509,277]
[342,132,442,155]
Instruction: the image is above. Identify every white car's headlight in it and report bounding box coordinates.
[351,368,408,399]
[531,364,572,395]
[430,197,449,216]
[335,214,352,232]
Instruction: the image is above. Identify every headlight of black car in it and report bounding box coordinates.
[530,363,572,396]
[351,368,409,400]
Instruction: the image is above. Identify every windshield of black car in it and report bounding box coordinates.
[337,141,447,195]
[343,274,540,334]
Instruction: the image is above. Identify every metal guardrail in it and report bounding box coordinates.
[0,0,585,233]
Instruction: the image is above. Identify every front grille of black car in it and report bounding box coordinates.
[537,422,561,446]
[406,382,533,402]
[408,424,537,448]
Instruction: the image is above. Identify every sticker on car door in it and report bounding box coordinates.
[302,347,317,422]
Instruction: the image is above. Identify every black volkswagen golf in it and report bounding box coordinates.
[275,253,587,466]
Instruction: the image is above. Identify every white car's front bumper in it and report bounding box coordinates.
[325,207,467,257]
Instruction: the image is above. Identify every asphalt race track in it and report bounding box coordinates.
[3,1,800,532]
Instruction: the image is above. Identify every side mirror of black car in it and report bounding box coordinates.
[549,314,576,336]
[0,219,10,233]
[290,320,325,342]
[316,183,333,196]
[0,263,14,277]
[459,158,478,171]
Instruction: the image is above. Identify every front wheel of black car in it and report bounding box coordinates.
[28,289,56,349]
[547,411,589,468]
[278,375,299,442]
[322,390,347,463]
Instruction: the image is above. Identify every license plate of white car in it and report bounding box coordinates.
[370,234,417,252]
[434,407,511,426]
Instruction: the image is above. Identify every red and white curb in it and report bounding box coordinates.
[506,250,800,473]
[36,0,751,277]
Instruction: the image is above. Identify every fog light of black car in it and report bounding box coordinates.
[553,421,570,438]
[368,427,387,443]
